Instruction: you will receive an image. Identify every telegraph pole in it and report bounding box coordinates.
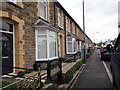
[83,0,86,63]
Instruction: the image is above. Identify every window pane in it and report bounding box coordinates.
[58,11,62,26]
[40,3,46,19]
[49,36,56,58]
[67,38,72,41]
[38,30,46,35]
[74,41,77,52]
[48,30,55,36]
[37,35,47,59]
[41,0,46,3]
[0,21,13,32]
[68,42,72,52]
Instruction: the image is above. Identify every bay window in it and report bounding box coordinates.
[36,30,57,61]
[77,41,81,51]
[67,37,77,54]
[40,0,47,19]
[49,31,56,58]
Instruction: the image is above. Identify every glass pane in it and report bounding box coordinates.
[2,33,13,57]
[74,41,76,52]
[116,45,120,53]
[58,11,60,26]
[40,0,46,4]
[48,30,55,36]
[40,3,46,19]
[49,36,56,58]
[38,30,46,35]
[68,42,72,52]
[37,35,47,59]
[67,37,72,41]
[0,21,13,32]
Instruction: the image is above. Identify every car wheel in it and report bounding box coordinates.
[110,65,112,73]
[101,56,103,60]
[101,57,104,61]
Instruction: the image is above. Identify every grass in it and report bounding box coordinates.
[1,80,43,89]
[0,81,18,89]
[15,70,33,77]
[62,58,75,63]
[0,81,10,88]
[44,79,52,84]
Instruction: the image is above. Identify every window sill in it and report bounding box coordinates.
[36,57,59,61]
[6,1,22,9]
[67,52,77,54]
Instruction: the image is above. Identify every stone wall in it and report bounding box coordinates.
[1,2,39,71]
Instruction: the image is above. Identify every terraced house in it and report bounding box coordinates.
[0,0,94,75]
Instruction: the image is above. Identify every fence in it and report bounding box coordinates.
[1,58,62,89]
[1,67,43,89]
[47,57,62,85]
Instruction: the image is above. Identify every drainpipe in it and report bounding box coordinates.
[54,3,56,26]
[64,14,67,57]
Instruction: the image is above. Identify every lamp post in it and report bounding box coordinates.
[83,0,86,63]
[93,32,99,44]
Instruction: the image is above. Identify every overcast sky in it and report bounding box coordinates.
[57,0,119,43]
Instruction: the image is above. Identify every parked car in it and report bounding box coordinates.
[100,44,113,61]
[97,46,101,49]
[110,34,120,90]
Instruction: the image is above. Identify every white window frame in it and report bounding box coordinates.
[66,36,77,54]
[40,0,47,20]
[8,0,17,4]
[36,29,58,61]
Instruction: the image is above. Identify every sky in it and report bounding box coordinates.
[57,0,119,43]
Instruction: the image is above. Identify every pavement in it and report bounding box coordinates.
[72,48,113,89]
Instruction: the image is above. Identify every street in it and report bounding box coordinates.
[72,49,113,89]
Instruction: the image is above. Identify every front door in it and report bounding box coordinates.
[0,21,14,75]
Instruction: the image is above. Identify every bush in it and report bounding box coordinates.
[45,79,52,84]
[61,60,83,84]
[62,58,75,63]
[1,81,18,89]
[46,85,56,90]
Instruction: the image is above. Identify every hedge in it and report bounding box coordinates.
[61,60,83,84]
